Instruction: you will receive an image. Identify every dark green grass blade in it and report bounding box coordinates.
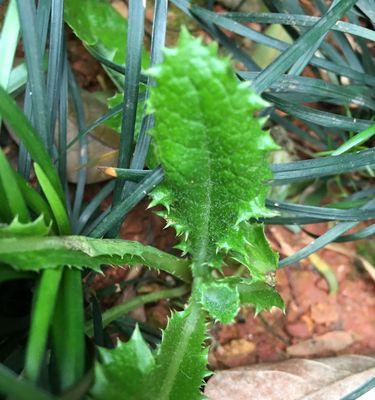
[76,181,115,234]
[288,0,338,76]
[0,81,64,204]
[16,0,49,146]
[278,198,375,267]
[46,0,64,154]
[112,0,146,209]
[335,224,375,242]
[172,0,260,71]
[89,167,163,237]
[270,113,324,148]
[266,93,373,131]
[315,0,364,72]
[270,149,375,184]
[121,0,168,200]
[58,44,69,187]
[221,12,375,41]
[190,5,375,86]
[266,199,375,222]
[355,0,375,26]
[65,103,123,152]
[52,269,85,392]
[103,167,150,182]
[251,0,358,92]
[239,72,375,110]
[68,67,88,231]
[17,0,51,178]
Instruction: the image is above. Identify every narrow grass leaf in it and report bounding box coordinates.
[278,199,375,267]
[0,148,29,222]
[222,12,375,41]
[331,124,375,155]
[0,86,65,201]
[252,0,357,92]
[112,0,146,210]
[16,0,49,145]
[0,364,55,400]
[34,163,71,235]
[24,269,63,382]
[0,0,20,129]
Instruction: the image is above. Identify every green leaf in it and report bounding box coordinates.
[237,280,285,315]
[0,215,50,238]
[148,28,277,271]
[331,124,375,155]
[223,224,279,279]
[149,302,209,400]
[0,0,20,129]
[0,148,29,222]
[0,235,191,282]
[64,0,127,64]
[90,325,155,400]
[34,163,70,235]
[0,85,65,202]
[199,281,239,324]
[64,0,148,87]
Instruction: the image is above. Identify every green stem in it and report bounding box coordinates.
[85,285,190,336]
[0,364,55,400]
[24,269,63,382]
[52,269,85,391]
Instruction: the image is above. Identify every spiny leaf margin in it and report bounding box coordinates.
[148,28,278,272]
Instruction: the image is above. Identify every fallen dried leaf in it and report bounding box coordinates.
[205,355,375,400]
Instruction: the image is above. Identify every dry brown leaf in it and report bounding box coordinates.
[205,355,375,400]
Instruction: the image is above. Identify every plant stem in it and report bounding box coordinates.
[85,285,190,336]
[0,364,55,400]
[24,268,63,382]
[52,269,85,391]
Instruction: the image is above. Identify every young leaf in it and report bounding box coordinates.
[237,280,285,315]
[199,281,239,324]
[148,28,277,271]
[222,224,279,279]
[0,215,50,238]
[0,148,29,222]
[0,235,191,282]
[90,325,155,400]
[149,302,209,400]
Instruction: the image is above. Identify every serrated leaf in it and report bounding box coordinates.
[0,235,191,282]
[90,325,155,400]
[237,280,285,315]
[148,28,277,270]
[149,303,209,400]
[199,282,239,324]
[0,215,50,238]
[221,223,279,279]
